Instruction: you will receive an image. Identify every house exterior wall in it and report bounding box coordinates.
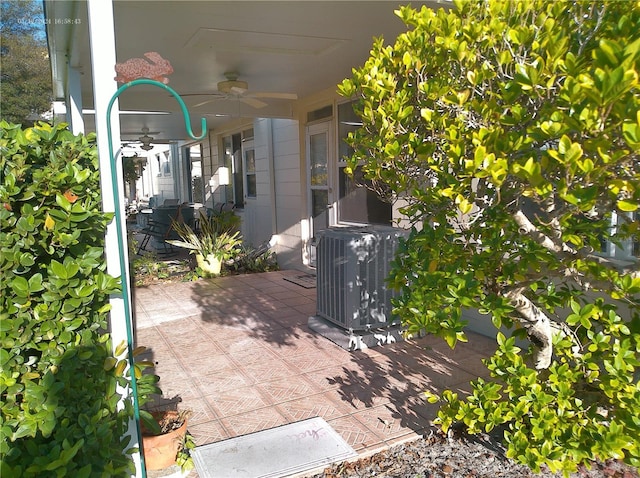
[271,118,304,269]
[203,118,305,271]
[240,118,274,247]
[239,118,304,270]
[167,91,429,273]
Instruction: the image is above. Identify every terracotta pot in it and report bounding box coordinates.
[142,411,188,471]
[196,253,222,276]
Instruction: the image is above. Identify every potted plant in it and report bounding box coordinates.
[140,409,193,472]
[113,343,195,473]
[168,211,242,276]
[134,348,195,473]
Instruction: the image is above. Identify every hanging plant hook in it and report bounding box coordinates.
[105,78,206,475]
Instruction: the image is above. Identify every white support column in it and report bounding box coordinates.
[267,118,279,238]
[67,66,84,135]
[86,1,142,476]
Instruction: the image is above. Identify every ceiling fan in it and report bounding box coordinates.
[183,72,298,109]
[121,128,173,150]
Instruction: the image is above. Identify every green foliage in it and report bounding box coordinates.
[122,156,142,186]
[111,342,162,435]
[112,342,195,472]
[0,2,52,124]
[227,243,279,274]
[0,121,134,476]
[211,209,241,234]
[341,0,640,474]
[176,431,196,473]
[168,210,242,261]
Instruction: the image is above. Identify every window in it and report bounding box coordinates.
[245,147,256,198]
[243,129,256,199]
[338,166,392,225]
[599,211,639,260]
[337,101,391,225]
[222,134,240,205]
[307,105,332,123]
[162,151,171,176]
[307,122,332,240]
[186,144,204,205]
[221,128,254,207]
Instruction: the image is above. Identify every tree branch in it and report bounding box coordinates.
[513,209,576,255]
[503,288,555,369]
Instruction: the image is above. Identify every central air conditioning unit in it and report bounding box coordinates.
[316,225,409,331]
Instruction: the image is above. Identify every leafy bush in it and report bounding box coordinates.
[210,209,240,234]
[131,252,196,286]
[0,121,134,476]
[227,243,279,274]
[340,0,639,475]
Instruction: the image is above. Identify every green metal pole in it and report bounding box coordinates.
[106,79,206,475]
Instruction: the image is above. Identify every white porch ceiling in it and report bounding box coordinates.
[45,1,447,142]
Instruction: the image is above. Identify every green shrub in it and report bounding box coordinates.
[0,121,134,476]
[227,243,279,274]
[340,0,639,475]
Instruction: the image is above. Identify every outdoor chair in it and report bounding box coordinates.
[136,203,184,255]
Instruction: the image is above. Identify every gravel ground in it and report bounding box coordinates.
[310,428,639,478]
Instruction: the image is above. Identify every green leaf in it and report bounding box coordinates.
[50,260,68,279]
[13,422,37,440]
[622,121,640,145]
[617,200,638,212]
[11,276,29,297]
[565,142,583,163]
[28,274,44,293]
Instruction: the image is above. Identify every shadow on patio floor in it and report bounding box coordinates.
[133,270,496,477]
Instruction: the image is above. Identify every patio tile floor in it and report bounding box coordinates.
[134,270,495,477]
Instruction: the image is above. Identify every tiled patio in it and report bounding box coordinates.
[133,269,496,477]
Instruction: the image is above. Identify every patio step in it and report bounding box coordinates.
[191,417,357,478]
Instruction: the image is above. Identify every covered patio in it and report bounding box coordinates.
[133,270,496,476]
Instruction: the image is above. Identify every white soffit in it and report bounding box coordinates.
[184,28,346,56]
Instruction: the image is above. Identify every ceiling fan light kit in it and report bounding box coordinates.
[217,72,248,94]
[138,127,155,149]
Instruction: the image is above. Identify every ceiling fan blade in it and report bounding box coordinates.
[241,97,268,109]
[192,98,219,108]
[121,131,160,136]
[121,139,174,145]
[249,92,298,100]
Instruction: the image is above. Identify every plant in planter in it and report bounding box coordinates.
[140,409,194,472]
[113,343,195,473]
[168,211,242,277]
